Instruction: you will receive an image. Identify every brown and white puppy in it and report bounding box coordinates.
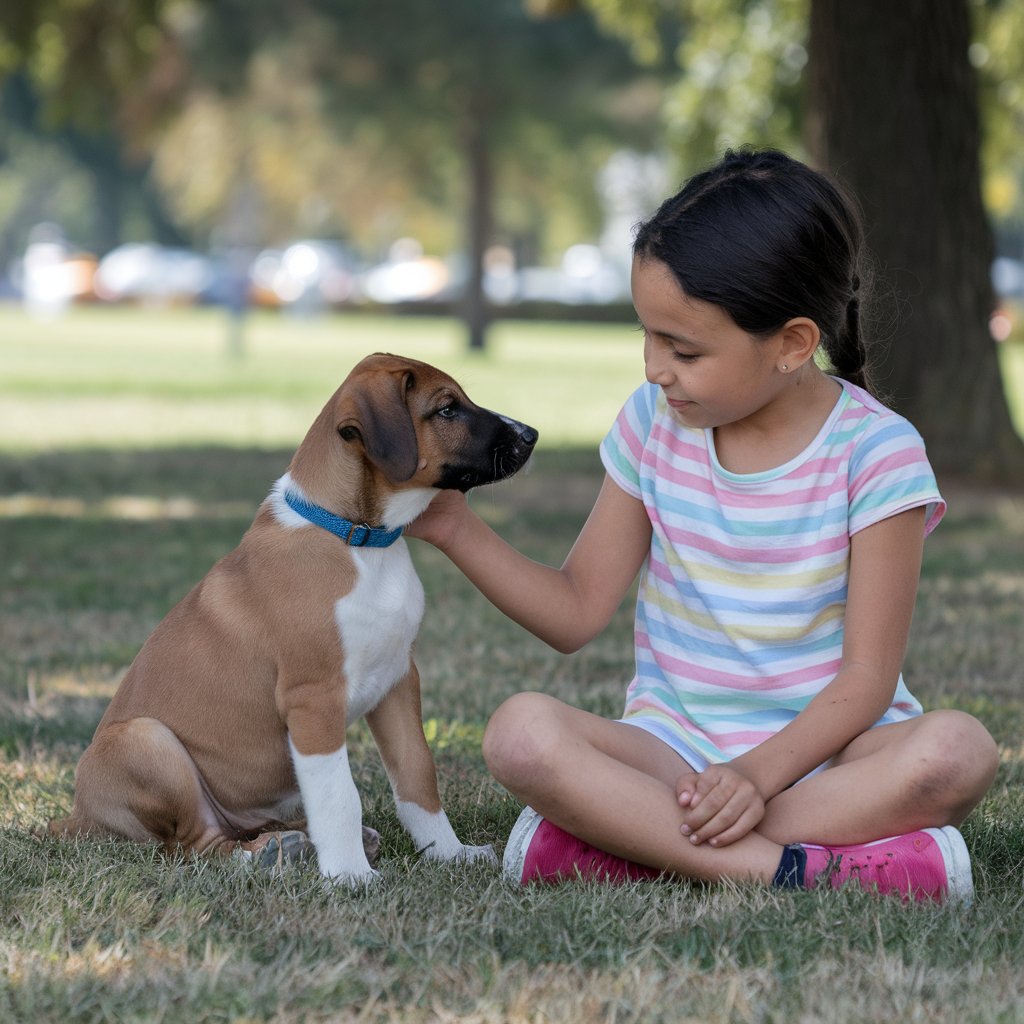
[50,352,537,883]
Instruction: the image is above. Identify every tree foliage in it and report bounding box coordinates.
[0,1,190,252]
[589,0,806,172]
[1,1,658,258]
[585,0,1024,477]
[0,0,191,151]
[585,0,1024,226]
[973,0,1024,235]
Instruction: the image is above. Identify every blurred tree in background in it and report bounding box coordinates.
[1,0,1022,475]
[586,0,1024,477]
[0,0,664,351]
[0,0,188,256]
[290,0,664,349]
[805,0,1021,478]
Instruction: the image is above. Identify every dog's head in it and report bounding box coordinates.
[290,352,537,525]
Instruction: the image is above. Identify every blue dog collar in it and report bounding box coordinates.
[283,490,403,548]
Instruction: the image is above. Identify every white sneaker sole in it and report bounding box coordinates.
[502,805,544,883]
[925,826,975,906]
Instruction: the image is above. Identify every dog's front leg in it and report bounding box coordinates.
[286,711,378,884]
[288,737,377,882]
[366,668,497,866]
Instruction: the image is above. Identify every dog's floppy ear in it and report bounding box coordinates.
[339,370,419,483]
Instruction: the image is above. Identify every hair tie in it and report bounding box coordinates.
[851,273,861,294]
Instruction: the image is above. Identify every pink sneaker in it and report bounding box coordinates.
[802,826,974,904]
[502,806,662,884]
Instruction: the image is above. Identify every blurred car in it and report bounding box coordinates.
[990,305,1014,343]
[992,256,1024,300]
[990,257,1023,343]
[359,238,451,305]
[249,240,356,310]
[94,243,214,304]
[14,222,97,316]
[517,244,629,305]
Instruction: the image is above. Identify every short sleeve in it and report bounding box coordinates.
[599,383,658,499]
[848,415,946,536]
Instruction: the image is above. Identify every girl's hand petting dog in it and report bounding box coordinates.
[405,489,470,552]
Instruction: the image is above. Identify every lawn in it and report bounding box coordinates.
[2,306,1024,1023]
[0,305,645,451]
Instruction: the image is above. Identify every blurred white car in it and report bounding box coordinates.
[359,238,451,304]
[15,222,97,317]
[94,243,213,304]
[249,240,356,309]
[517,244,629,305]
[992,257,1024,300]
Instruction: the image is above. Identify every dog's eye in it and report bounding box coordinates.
[436,404,458,420]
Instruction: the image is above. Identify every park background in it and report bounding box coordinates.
[2,2,1024,1022]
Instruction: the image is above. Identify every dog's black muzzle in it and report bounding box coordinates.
[435,413,538,493]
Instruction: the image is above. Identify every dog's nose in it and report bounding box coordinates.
[498,414,539,447]
[518,424,539,446]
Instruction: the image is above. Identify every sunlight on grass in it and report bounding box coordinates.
[0,493,252,520]
[0,305,643,451]
[4,304,1022,453]
[999,340,1024,436]
[27,671,121,701]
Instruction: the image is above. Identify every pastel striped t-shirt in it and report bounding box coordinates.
[599,378,945,770]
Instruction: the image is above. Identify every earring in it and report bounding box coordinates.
[781,364,789,372]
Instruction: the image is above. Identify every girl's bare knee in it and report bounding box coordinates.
[483,692,565,791]
[929,709,997,778]
[908,710,998,819]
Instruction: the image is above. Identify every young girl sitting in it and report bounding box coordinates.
[408,148,998,903]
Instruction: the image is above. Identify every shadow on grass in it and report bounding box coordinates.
[3,442,1022,727]
[0,445,604,504]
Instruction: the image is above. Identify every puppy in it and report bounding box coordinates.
[50,352,537,882]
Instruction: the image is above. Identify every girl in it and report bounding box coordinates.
[408,149,998,902]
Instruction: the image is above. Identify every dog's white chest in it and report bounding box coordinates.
[334,541,424,721]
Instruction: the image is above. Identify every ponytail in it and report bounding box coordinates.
[822,274,872,393]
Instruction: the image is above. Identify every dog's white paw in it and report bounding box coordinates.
[462,843,498,865]
[423,842,498,866]
[323,865,382,888]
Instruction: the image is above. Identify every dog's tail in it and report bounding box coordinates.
[46,814,114,839]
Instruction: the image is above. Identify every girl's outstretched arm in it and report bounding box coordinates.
[407,475,651,654]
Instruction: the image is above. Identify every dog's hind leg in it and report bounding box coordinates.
[52,717,240,856]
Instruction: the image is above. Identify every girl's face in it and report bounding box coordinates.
[632,256,785,430]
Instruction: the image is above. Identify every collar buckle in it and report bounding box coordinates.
[283,489,402,549]
[347,524,372,547]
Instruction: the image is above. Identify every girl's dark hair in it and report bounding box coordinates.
[633,148,873,393]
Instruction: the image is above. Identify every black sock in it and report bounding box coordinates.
[773,844,808,889]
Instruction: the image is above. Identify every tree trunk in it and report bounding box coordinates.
[63,129,126,255]
[136,162,191,249]
[462,106,493,352]
[806,0,1024,481]
[91,159,125,256]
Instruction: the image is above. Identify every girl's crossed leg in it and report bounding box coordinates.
[482,691,998,894]
[759,709,998,847]
[483,691,783,884]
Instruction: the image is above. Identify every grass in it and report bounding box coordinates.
[0,305,644,451]
[2,306,1024,1023]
